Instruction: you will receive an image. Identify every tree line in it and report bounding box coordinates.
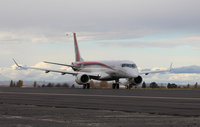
[10,80,23,87]
[9,80,71,88]
[40,82,70,88]
[142,82,198,89]
[9,79,198,89]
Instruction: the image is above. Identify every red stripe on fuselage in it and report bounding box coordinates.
[75,61,116,70]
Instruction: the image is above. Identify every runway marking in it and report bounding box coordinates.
[1,91,200,101]
[1,115,68,123]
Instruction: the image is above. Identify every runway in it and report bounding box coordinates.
[1,88,200,127]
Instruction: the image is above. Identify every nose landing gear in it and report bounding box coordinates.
[126,84,133,89]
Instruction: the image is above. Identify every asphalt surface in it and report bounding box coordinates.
[0,88,200,127]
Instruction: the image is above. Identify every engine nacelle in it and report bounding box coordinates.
[75,74,90,84]
[129,76,143,85]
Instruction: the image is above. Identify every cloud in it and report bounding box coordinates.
[0,51,12,55]
[140,65,200,84]
[141,65,200,74]
[0,0,200,44]
[11,64,18,70]
[95,33,200,49]
[59,66,72,71]
[151,67,168,71]
[143,73,200,85]
[0,62,72,82]
[0,31,68,44]
[33,62,51,68]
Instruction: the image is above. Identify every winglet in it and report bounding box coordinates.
[12,58,21,67]
[169,62,173,71]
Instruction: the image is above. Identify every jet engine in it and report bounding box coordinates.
[129,76,143,85]
[75,74,90,84]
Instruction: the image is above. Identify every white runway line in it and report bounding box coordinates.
[1,91,200,100]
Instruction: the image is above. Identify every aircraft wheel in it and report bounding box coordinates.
[127,85,131,89]
[112,83,116,89]
[116,84,119,89]
[83,84,86,89]
[87,83,90,89]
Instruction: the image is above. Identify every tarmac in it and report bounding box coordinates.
[0,87,200,127]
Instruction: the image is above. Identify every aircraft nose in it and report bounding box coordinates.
[124,68,139,78]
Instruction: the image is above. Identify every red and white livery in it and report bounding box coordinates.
[13,33,172,89]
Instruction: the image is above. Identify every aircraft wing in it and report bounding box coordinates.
[44,61,75,67]
[13,59,100,78]
[139,63,172,75]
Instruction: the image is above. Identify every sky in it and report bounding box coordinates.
[0,0,200,85]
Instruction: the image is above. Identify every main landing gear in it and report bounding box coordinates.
[112,79,119,89]
[112,83,119,89]
[83,83,90,89]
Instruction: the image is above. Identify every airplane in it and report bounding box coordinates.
[13,33,172,89]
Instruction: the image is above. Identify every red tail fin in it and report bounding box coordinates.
[73,33,84,62]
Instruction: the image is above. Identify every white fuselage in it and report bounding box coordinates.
[74,60,139,81]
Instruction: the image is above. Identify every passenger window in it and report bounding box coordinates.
[121,63,137,68]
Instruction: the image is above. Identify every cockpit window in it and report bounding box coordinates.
[122,64,137,68]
